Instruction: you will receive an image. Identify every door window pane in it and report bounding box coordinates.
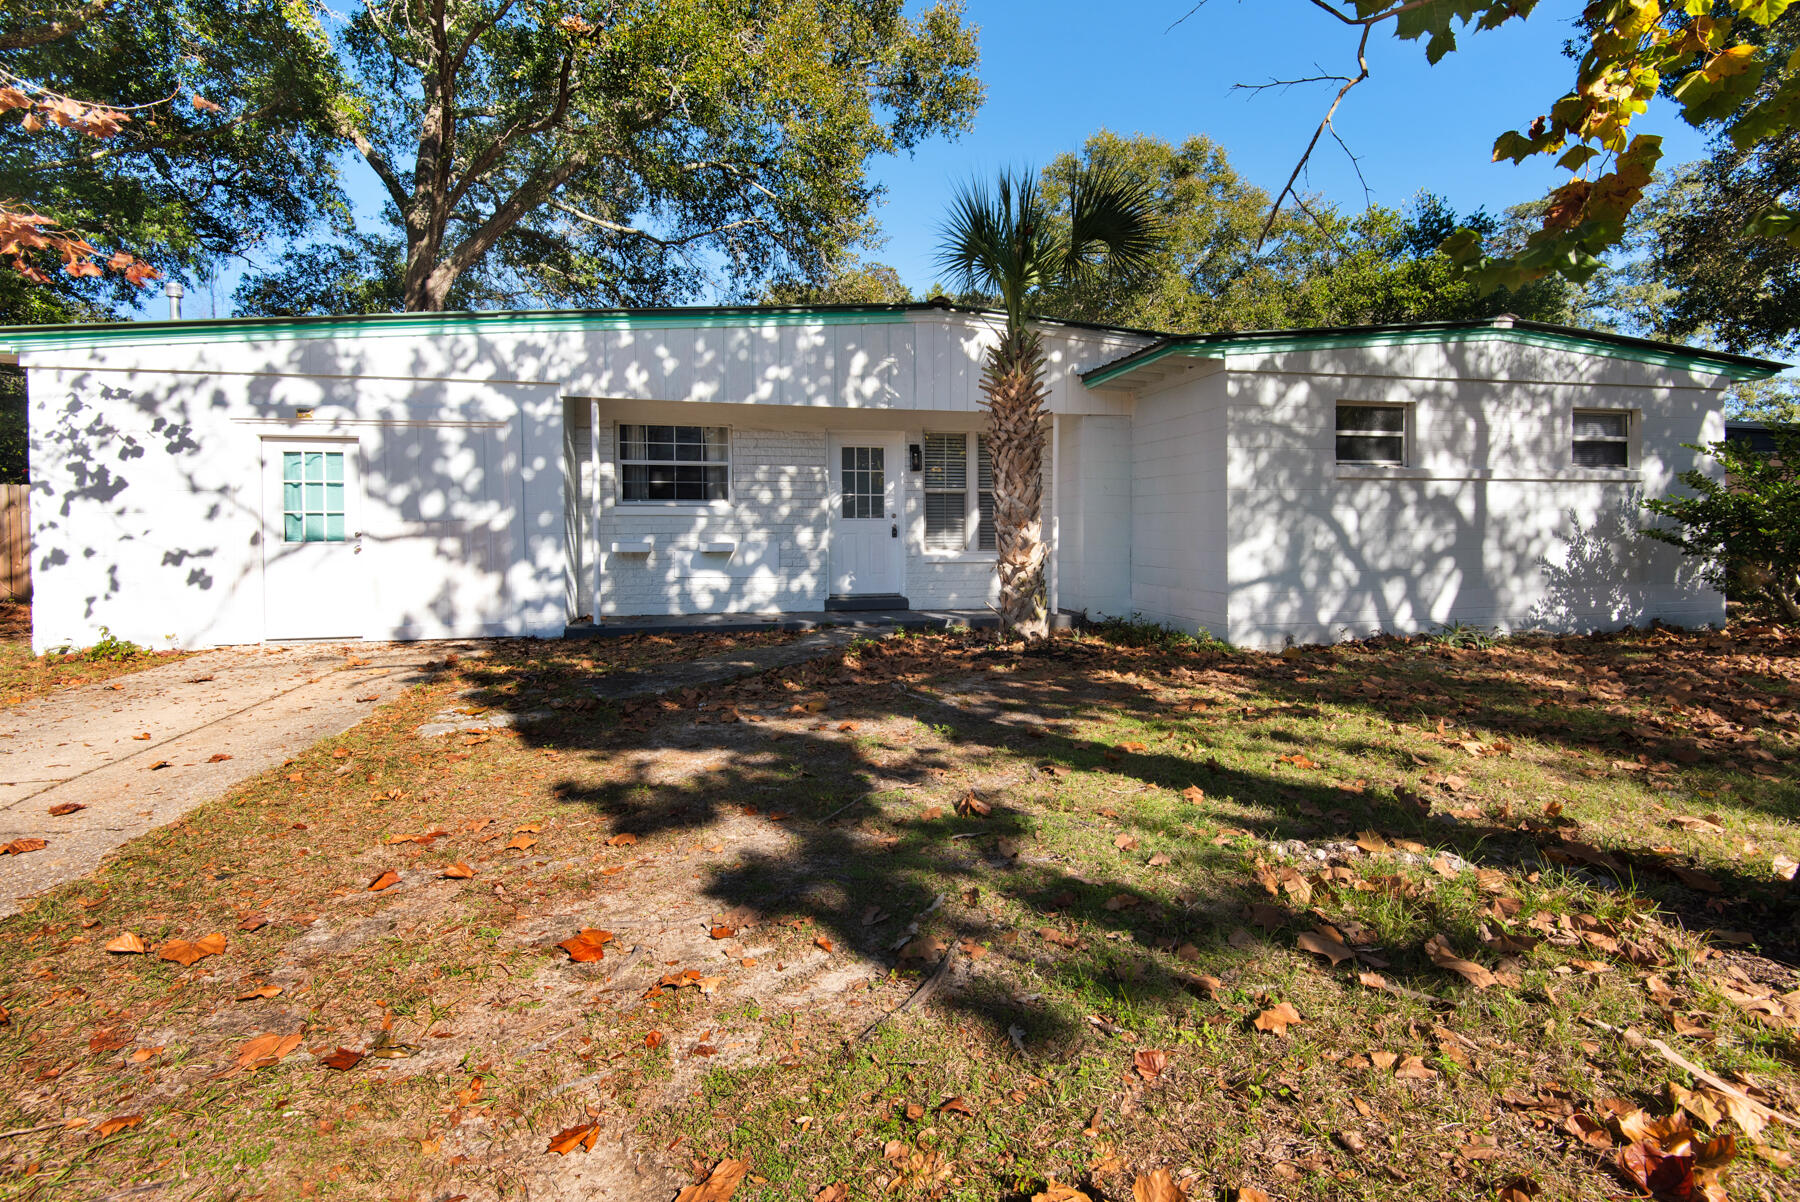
[840,446,884,519]
[280,449,347,542]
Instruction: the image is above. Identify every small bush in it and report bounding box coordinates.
[1084,615,1227,652]
[1423,621,1497,650]
[79,627,149,663]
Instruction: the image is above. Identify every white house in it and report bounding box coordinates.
[0,302,1781,653]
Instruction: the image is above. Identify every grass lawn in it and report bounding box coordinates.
[0,601,191,706]
[0,622,1796,1202]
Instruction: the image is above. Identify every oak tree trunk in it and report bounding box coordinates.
[981,326,1050,642]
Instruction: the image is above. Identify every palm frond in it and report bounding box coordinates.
[1061,162,1162,286]
[935,167,1057,331]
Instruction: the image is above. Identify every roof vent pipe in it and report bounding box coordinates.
[164,280,184,321]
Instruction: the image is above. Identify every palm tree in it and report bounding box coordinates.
[937,165,1160,641]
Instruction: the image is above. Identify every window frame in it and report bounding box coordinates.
[922,431,995,555]
[1571,408,1632,469]
[615,423,732,506]
[1334,402,1410,467]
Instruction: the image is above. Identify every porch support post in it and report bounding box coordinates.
[589,399,601,622]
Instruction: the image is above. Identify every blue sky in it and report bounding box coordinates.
[159,1,1717,318]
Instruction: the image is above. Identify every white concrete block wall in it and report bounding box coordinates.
[1129,370,1230,637]
[571,404,1035,615]
[579,414,830,617]
[25,365,563,652]
[1221,344,1725,647]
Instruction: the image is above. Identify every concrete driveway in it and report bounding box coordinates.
[0,641,443,918]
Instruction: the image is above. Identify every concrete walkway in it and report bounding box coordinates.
[566,608,999,638]
[0,641,441,918]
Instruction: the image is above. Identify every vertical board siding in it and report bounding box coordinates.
[0,485,28,600]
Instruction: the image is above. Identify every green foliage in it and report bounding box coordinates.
[936,162,1160,335]
[1642,432,1800,621]
[760,260,912,306]
[1623,14,1800,353]
[0,0,347,318]
[1422,621,1497,650]
[1084,615,1227,653]
[1030,133,1574,333]
[0,366,23,485]
[63,626,149,662]
[1426,0,1800,290]
[244,0,981,313]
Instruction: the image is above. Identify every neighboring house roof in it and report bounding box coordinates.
[1725,421,1797,453]
[0,298,1161,356]
[1080,315,1791,386]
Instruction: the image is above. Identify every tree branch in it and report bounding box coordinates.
[0,0,114,52]
[344,122,410,213]
[549,200,767,248]
[429,154,588,299]
[442,54,574,214]
[1256,21,1373,248]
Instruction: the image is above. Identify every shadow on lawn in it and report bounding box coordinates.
[456,629,1800,1049]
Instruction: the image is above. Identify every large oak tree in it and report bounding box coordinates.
[249,0,980,314]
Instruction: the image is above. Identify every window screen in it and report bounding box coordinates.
[923,433,967,550]
[1573,411,1629,467]
[1336,404,1406,464]
[281,450,346,543]
[618,425,729,502]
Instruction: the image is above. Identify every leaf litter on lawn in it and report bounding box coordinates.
[3,625,1798,1202]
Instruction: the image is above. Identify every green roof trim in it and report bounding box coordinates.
[0,301,931,354]
[1079,318,1789,387]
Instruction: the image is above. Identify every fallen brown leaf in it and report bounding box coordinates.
[1133,1048,1168,1082]
[1424,933,1497,989]
[319,1047,364,1071]
[94,1114,143,1137]
[674,1158,750,1202]
[234,1031,302,1070]
[234,984,281,1001]
[1253,1003,1303,1037]
[156,933,226,966]
[558,928,614,963]
[0,838,46,855]
[545,1122,599,1155]
[1296,928,1355,966]
[103,932,146,955]
[47,802,85,816]
[441,861,474,879]
[366,870,401,892]
[1132,1168,1186,1202]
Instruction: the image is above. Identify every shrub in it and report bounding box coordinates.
[1642,430,1800,622]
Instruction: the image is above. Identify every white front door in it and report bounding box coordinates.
[262,439,367,639]
[828,432,904,597]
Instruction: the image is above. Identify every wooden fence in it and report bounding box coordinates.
[0,484,28,601]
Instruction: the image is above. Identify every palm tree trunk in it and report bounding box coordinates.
[982,326,1051,642]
